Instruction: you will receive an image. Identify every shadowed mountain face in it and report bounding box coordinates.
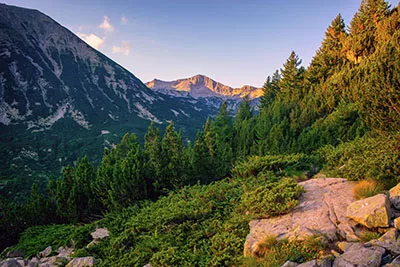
[0,3,221,195]
[146,74,263,99]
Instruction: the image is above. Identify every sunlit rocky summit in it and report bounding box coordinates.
[146,74,263,99]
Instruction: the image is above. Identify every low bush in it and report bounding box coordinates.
[11,224,94,258]
[318,134,400,187]
[239,178,304,218]
[231,154,315,180]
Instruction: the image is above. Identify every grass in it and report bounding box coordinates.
[359,230,382,242]
[352,180,384,200]
[253,235,328,267]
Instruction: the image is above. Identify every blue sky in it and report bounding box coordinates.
[3,0,398,87]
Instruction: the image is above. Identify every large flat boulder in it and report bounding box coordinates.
[346,194,391,228]
[244,178,356,257]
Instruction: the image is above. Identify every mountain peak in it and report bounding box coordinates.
[146,75,263,99]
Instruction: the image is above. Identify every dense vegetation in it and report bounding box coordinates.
[1,0,400,265]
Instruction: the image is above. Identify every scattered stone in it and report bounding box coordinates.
[282,261,299,267]
[26,257,39,267]
[333,243,385,267]
[39,256,70,267]
[90,228,109,240]
[394,217,400,231]
[66,256,96,267]
[370,228,400,256]
[6,249,24,258]
[57,246,74,257]
[244,178,357,256]
[346,194,391,228]
[389,184,400,210]
[297,260,317,267]
[38,246,52,258]
[393,255,400,264]
[0,258,23,267]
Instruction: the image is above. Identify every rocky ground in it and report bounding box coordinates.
[245,178,400,267]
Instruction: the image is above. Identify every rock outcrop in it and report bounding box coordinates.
[390,184,400,210]
[346,194,391,228]
[244,178,357,257]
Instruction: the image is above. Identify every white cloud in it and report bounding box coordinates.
[121,16,128,25]
[112,41,132,55]
[77,32,105,49]
[99,16,114,32]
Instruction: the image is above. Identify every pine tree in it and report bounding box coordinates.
[348,0,390,62]
[211,102,234,178]
[160,121,187,191]
[309,14,347,83]
[234,96,255,159]
[144,121,162,198]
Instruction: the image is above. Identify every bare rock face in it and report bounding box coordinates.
[390,184,400,210]
[244,178,357,257]
[346,194,391,228]
[65,257,96,267]
[333,243,385,267]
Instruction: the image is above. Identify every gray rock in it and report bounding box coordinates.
[346,194,391,229]
[297,260,317,267]
[370,228,400,256]
[65,257,96,267]
[244,178,357,256]
[389,183,400,210]
[90,228,109,241]
[333,243,385,267]
[317,258,333,267]
[39,256,70,267]
[38,246,52,258]
[0,258,23,267]
[6,249,24,258]
[282,261,299,267]
[57,246,73,257]
[26,257,39,267]
[393,255,400,264]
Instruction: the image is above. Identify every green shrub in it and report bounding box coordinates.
[232,154,315,180]
[239,178,304,218]
[318,134,400,187]
[12,224,94,258]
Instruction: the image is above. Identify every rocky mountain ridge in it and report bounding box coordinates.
[146,74,263,99]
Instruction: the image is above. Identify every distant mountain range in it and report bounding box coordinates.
[146,74,263,99]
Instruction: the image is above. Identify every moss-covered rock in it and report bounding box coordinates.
[346,194,391,228]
